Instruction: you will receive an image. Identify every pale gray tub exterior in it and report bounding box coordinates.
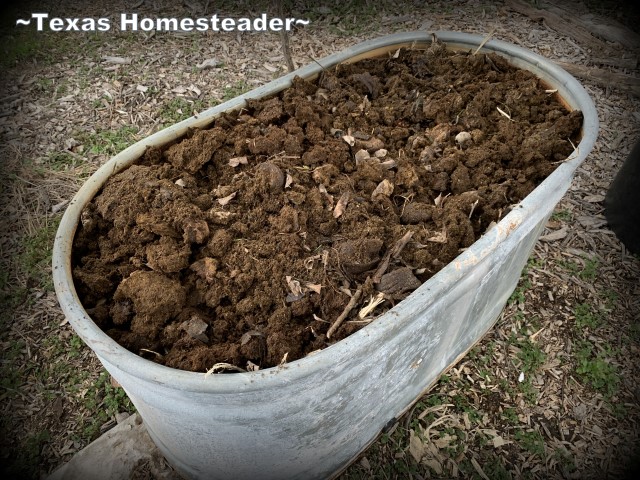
[52,31,598,479]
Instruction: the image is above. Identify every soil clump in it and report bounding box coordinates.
[72,42,582,372]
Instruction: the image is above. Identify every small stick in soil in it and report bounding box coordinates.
[372,231,414,284]
[326,287,363,339]
[473,26,497,55]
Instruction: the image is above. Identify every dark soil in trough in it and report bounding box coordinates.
[71,41,582,372]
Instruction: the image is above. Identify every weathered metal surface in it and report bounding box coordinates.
[52,31,598,480]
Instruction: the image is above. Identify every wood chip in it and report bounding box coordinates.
[539,226,568,242]
[102,56,131,64]
[333,192,350,218]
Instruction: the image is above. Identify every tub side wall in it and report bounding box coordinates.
[52,31,598,480]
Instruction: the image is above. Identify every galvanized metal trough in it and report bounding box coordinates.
[52,31,598,479]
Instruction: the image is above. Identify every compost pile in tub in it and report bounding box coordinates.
[72,41,582,372]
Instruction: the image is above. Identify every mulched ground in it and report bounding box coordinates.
[1,0,639,479]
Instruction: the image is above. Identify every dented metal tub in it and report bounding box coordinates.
[52,31,598,479]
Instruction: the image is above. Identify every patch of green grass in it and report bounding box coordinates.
[574,303,600,330]
[160,97,207,125]
[558,259,580,275]
[551,209,572,221]
[515,429,545,457]
[0,339,25,395]
[630,322,640,342]
[313,0,386,36]
[498,378,516,396]
[600,289,618,311]
[0,28,43,69]
[502,407,519,425]
[507,257,542,306]
[68,335,85,359]
[483,455,513,480]
[78,125,139,157]
[0,267,29,314]
[19,216,61,291]
[45,150,75,169]
[81,371,135,441]
[34,77,54,93]
[221,81,252,101]
[516,339,545,373]
[25,151,91,181]
[559,256,599,280]
[579,256,599,280]
[575,340,619,397]
[518,378,539,404]
[508,277,531,305]
[554,447,576,474]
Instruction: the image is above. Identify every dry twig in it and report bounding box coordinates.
[327,287,363,339]
[372,231,414,283]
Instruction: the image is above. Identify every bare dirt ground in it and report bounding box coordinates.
[1,0,639,479]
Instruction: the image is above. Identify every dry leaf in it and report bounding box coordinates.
[305,283,322,294]
[181,316,208,343]
[342,134,355,146]
[422,457,443,475]
[218,191,237,206]
[197,58,220,69]
[285,173,293,188]
[539,226,568,242]
[228,156,248,167]
[303,254,321,270]
[409,430,427,463]
[492,434,510,448]
[285,276,303,297]
[371,179,394,199]
[470,457,490,480]
[434,192,450,208]
[279,352,289,365]
[434,433,453,449]
[358,95,371,112]
[427,228,447,243]
[240,330,264,346]
[175,178,186,187]
[333,192,350,218]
